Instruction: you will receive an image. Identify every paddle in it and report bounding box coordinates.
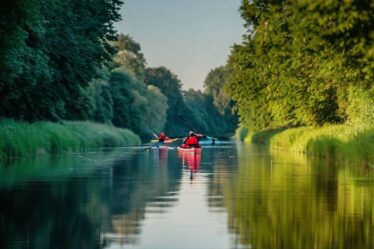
[177,113,218,141]
[143,144,175,150]
[150,138,178,144]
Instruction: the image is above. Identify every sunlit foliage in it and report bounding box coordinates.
[227,0,374,131]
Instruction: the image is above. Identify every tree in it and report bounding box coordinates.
[184,89,237,137]
[0,0,123,121]
[203,66,232,114]
[226,0,374,131]
[144,67,197,136]
[112,34,147,81]
[109,69,168,138]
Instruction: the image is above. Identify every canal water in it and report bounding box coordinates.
[0,142,373,249]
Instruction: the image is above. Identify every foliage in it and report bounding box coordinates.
[227,0,374,131]
[244,124,374,166]
[144,67,198,136]
[0,0,123,121]
[203,66,232,114]
[112,34,147,81]
[0,119,140,160]
[183,89,237,137]
[0,1,238,142]
[109,69,168,138]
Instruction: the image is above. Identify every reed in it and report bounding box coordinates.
[0,119,141,160]
[244,124,374,167]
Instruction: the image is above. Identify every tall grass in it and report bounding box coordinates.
[0,119,141,160]
[244,125,374,167]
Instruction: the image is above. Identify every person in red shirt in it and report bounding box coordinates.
[181,131,201,148]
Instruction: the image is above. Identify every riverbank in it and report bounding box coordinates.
[237,125,374,167]
[0,119,141,160]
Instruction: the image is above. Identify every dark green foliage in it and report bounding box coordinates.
[109,69,168,138]
[227,0,374,131]
[184,89,237,137]
[144,67,197,136]
[0,0,123,121]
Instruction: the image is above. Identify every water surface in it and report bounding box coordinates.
[0,143,373,249]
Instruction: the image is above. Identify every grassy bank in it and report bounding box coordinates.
[238,125,374,167]
[0,119,141,160]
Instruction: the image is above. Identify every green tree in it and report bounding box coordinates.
[0,0,123,121]
[203,66,232,114]
[184,89,237,137]
[109,69,168,138]
[144,67,196,136]
[112,34,147,81]
[227,0,374,131]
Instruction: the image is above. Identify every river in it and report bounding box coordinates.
[0,142,373,249]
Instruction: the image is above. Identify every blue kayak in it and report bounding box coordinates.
[199,139,221,145]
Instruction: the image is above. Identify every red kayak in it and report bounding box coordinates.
[177,146,202,154]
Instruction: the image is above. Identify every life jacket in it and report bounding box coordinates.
[184,135,200,147]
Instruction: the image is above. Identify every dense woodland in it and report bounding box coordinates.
[227,0,374,131]
[0,0,237,139]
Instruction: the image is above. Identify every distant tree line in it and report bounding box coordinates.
[0,1,237,138]
[227,0,374,131]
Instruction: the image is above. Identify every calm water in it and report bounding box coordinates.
[0,142,373,249]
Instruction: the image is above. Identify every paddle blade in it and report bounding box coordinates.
[164,138,178,144]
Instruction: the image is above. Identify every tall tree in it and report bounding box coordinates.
[112,34,147,81]
[0,0,123,121]
[184,89,237,137]
[227,0,374,131]
[144,67,197,136]
[109,69,168,138]
[204,66,232,114]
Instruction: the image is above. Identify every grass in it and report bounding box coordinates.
[0,119,141,160]
[242,124,374,167]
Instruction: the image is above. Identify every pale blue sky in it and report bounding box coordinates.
[115,0,245,89]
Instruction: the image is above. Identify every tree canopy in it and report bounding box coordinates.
[0,0,123,121]
[227,0,374,131]
[0,1,237,139]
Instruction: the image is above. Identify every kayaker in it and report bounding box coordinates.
[181,131,201,148]
[158,132,169,142]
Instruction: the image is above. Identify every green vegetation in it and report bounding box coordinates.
[0,1,236,163]
[0,0,123,121]
[227,0,373,131]
[227,0,373,162]
[144,66,238,137]
[183,89,237,137]
[240,125,374,166]
[0,119,140,160]
[144,67,194,136]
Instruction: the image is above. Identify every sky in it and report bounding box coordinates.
[115,0,245,90]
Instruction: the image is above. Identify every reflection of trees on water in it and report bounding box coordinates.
[0,149,183,249]
[101,151,182,247]
[0,180,102,249]
[221,144,374,249]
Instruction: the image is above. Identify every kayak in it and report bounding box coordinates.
[199,139,222,145]
[177,146,202,153]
